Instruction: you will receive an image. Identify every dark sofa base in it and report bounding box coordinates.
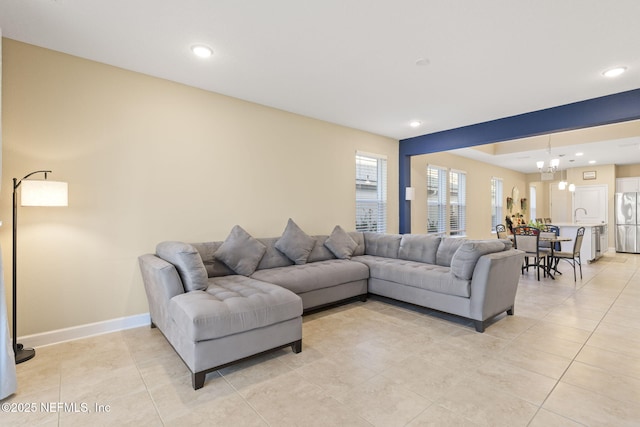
[302,293,368,315]
[192,339,302,390]
[297,279,368,311]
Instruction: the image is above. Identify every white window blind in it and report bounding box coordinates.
[427,165,447,235]
[491,177,503,232]
[355,153,387,232]
[449,169,466,236]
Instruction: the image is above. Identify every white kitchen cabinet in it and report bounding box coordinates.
[555,223,607,263]
[616,177,640,193]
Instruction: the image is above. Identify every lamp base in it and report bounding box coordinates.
[15,343,36,364]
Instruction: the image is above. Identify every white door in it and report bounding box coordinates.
[573,185,608,224]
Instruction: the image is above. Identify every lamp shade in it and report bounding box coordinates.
[20,180,68,206]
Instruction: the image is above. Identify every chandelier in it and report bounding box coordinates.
[537,136,561,184]
[536,136,559,174]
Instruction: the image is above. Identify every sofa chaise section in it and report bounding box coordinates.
[138,243,303,390]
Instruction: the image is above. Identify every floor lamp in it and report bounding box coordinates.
[12,170,68,364]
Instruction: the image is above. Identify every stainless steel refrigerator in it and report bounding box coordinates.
[615,192,639,253]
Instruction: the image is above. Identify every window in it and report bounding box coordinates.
[427,165,447,235]
[427,166,466,236]
[355,153,387,232]
[449,170,466,236]
[490,177,503,232]
[530,185,537,221]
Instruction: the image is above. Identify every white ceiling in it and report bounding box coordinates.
[1,0,639,170]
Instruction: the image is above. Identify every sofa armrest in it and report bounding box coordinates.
[138,254,186,330]
[468,249,525,321]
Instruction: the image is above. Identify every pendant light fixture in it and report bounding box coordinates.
[558,169,567,190]
[537,136,559,180]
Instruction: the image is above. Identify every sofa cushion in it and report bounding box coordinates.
[353,255,471,298]
[250,259,369,294]
[349,232,366,256]
[398,234,441,264]
[324,225,359,259]
[307,235,336,263]
[364,232,402,258]
[256,237,295,270]
[192,241,235,277]
[436,237,466,267]
[169,275,302,342]
[214,225,266,276]
[275,219,316,265]
[450,240,508,280]
[156,241,208,292]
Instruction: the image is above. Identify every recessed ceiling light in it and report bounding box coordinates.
[602,67,627,78]
[409,120,422,128]
[588,160,596,164]
[415,58,430,67]
[191,45,213,58]
[575,152,584,156]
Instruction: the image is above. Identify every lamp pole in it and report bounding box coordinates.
[12,170,51,364]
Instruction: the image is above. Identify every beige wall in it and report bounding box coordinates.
[410,152,528,239]
[616,164,640,178]
[0,39,398,336]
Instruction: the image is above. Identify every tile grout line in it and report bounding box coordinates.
[218,369,273,427]
[525,263,635,426]
[127,336,167,426]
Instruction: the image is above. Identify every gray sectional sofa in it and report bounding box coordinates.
[138,220,524,389]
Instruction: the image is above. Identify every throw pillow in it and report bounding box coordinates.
[214,225,266,276]
[275,218,316,265]
[324,225,358,259]
[450,240,507,280]
[156,241,208,292]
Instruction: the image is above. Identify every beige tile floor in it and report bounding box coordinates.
[3,251,639,426]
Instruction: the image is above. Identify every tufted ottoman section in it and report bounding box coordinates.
[169,275,303,342]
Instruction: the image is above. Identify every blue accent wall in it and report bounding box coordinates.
[399,88,640,233]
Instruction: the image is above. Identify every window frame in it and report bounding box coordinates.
[355,152,387,233]
[427,164,447,236]
[490,177,503,232]
[448,169,467,237]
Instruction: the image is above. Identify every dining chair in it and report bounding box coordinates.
[553,227,585,281]
[496,224,508,239]
[513,226,547,281]
[544,217,552,224]
[544,225,561,272]
[535,218,543,224]
[539,230,558,277]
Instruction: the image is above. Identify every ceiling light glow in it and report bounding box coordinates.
[588,160,596,164]
[409,120,422,128]
[575,152,584,156]
[603,67,627,78]
[191,45,213,58]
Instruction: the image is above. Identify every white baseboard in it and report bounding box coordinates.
[19,313,151,349]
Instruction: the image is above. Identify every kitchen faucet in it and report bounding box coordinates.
[574,207,587,223]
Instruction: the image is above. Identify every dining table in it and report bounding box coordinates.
[539,235,573,279]
[507,233,573,280]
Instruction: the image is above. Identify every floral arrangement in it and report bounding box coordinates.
[527,219,546,230]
